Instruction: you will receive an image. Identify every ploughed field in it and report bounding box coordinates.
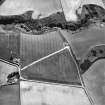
[20,31,65,67]
[21,47,81,85]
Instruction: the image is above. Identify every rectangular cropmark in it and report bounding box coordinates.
[21,47,82,85]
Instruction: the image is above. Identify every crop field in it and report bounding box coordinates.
[0,1,105,104]
[0,31,20,62]
[20,81,91,105]
[0,84,20,105]
[0,25,105,105]
[20,30,65,67]
[21,48,81,85]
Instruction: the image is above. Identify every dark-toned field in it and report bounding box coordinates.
[0,31,20,62]
[61,25,105,60]
[0,84,20,105]
[20,30,65,67]
[21,48,81,85]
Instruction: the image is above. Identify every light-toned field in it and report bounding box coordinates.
[61,0,105,21]
[0,60,18,86]
[0,0,61,19]
[0,0,104,21]
[20,81,91,105]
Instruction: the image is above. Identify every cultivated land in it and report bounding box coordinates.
[20,31,65,67]
[0,31,20,62]
[21,48,81,85]
[20,81,91,105]
[0,1,105,105]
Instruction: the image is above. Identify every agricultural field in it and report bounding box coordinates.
[20,31,65,67]
[61,25,105,59]
[83,59,105,105]
[0,0,105,105]
[0,30,20,63]
[20,81,91,105]
[0,84,20,105]
[21,48,81,85]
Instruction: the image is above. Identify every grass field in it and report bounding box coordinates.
[61,25,105,60]
[83,59,105,105]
